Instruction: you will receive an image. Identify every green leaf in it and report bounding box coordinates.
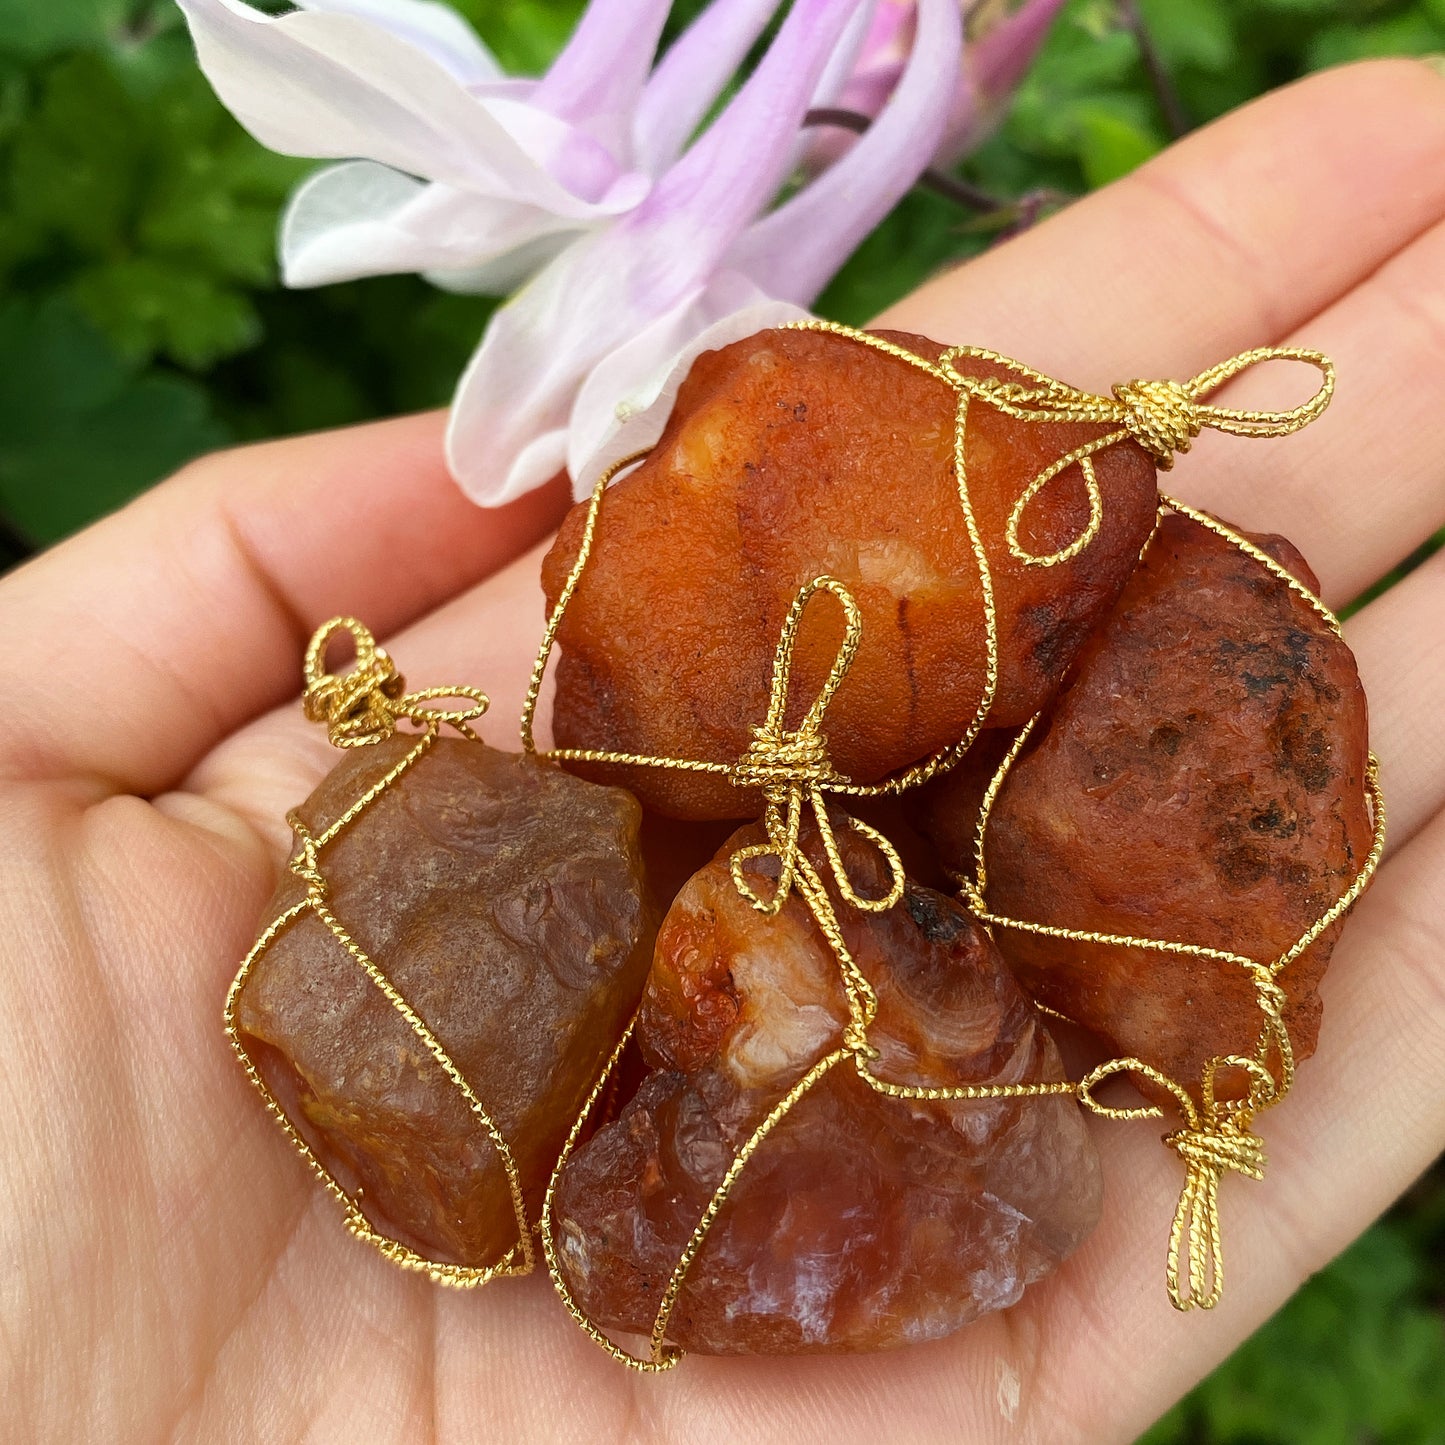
[1073,100,1164,186]
[0,296,228,542]
[0,0,131,61]
[1138,0,1237,72]
[71,257,263,369]
[1145,1219,1445,1445]
[452,0,588,74]
[8,51,141,256]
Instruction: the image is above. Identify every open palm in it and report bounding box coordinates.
[5,60,1445,1444]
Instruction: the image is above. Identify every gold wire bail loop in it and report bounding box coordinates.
[302,616,490,749]
[1073,1053,1271,1310]
[1116,346,1336,470]
[726,578,906,921]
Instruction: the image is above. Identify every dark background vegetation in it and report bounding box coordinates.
[0,1,1441,1439]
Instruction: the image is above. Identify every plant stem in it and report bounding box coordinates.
[802,107,1007,212]
[1118,0,1190,138]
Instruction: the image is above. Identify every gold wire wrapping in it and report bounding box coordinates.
[225,618,538,1288]
[529,320,1379,1367]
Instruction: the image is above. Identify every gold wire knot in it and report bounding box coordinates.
[1076,1052,1276,1311]
[1113,377,1204,465]
[1164,1099,1268,1312]
[302,616,489,749]
[726,578,905,925]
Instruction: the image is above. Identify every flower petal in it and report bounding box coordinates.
[446,0,869,506]
[728,0,962,304]
[567,276,809,496]
[531,0,673,159]
[939,0,1066,164]
[177,0,606,206]
[480,96,643,207]
[280,160,587,291]
[632,0,785,174]
[295,0,501,86]
[809,0,882,113]
[635,0,869,287]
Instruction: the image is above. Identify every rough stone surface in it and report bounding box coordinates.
[541,326,1160,818]
[926,513,1374,1092]
[237,735,657,1269]
[551,822,1102,1354]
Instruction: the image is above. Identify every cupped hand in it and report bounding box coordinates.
[4,59,1444,1445]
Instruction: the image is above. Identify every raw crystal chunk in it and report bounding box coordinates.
[550,822,1102,1354]
[541,325,1160,818]
[925,513,1373,1092]
[237,735,657,1269]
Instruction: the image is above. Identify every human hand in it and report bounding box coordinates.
[3,58,1443,1444]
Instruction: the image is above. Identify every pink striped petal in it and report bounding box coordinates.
[939,0,1066,164]
[633,0,868,288]
[532,0,672,159]
[633,0,785,173]
[727,0,961,304]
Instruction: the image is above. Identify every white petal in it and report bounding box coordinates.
[295,0,501,86]
[177,0,606,206]
[422,232,579,296]
[279,160,591,290]
[567,276,809,498]
[445,231,624,507]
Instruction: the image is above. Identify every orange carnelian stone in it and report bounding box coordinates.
[541,326,1160,818]
[237,736,656,1269]
[550,821,1101,1354]
[921,513,1373,1093]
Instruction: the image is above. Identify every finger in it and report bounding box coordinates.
[1163,207,1445,608]
[180,538,551,852]
[883,60,1445,390]
[998,811,1445,1445]
[0,412,569,797]
[1340,548,1445,852]
[191,60,1445,826]
[883,61,1445,613]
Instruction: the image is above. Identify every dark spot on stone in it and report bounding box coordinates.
[1248,802,1297,839]
[1217,843,1269,888]
[1242,670,1290,697]
[1283,861,1313,889]
[1023,602,1076,680]
[898,595,919,728]
[1277,714,1333,792]
[1150,723,1184,756]
[905,887,969,944]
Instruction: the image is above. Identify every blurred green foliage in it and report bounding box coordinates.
[3,0,1443,544]
[0,4,1441,1434]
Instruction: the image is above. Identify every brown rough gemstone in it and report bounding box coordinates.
[237,735,656,1269]
[924,513,1374,1093]
[541,325,1160,819]
[550,821,1102,1354]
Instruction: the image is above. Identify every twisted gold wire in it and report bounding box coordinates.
[226,622,532,1288]
[527,323,1357,1360]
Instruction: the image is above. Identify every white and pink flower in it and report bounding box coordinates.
[178,1,1045,504]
